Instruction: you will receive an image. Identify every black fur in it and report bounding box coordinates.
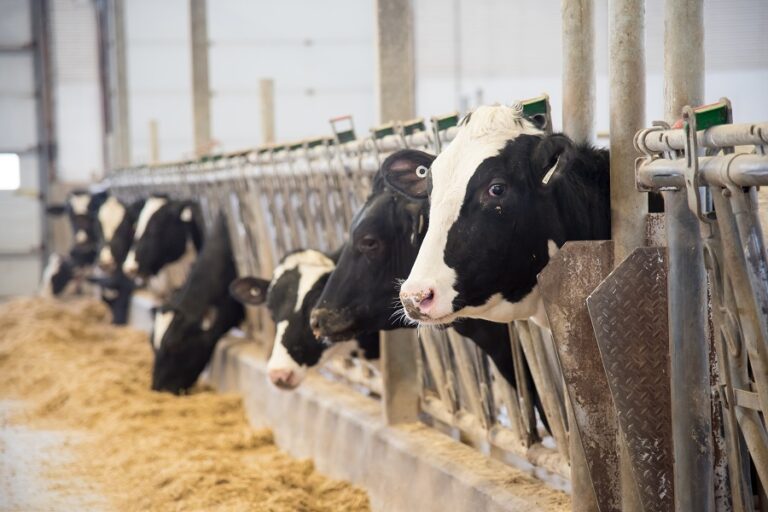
[151,214,244,394]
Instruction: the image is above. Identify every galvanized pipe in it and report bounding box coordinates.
[609,1,647,509]
[663,0,714,508]
[609,0,647,263]
[562,0,595,143]
[637,122,768,154]
[637,153,768,189]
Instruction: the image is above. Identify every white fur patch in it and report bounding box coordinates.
[267,320,307,380]
[153,310,174,350]
[39,253,63,297]
[272,250,334,284]
[161,239,197,291]
[293,264,332,313]
[98,246,114,267]
[133,196,167,241]
[75,230,88,243]
[180,206,193,222]
[402,104,543,322]
[201,307,217,331]
[69,194,90,215]
[122,250,138,275]
[98,196,126,243]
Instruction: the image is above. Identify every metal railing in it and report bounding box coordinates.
[109,97,572,485]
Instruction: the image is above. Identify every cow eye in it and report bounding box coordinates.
[488,182,506,197]
[357,236,380,253]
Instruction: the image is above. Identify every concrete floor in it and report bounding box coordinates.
[0,401,106,512]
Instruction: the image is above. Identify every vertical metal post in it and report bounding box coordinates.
[381,329,421,425]
[562,0,595,144]
[374,0,415,123]
[148,119,159,164]
[112,0,130,167]
[259,78,275,145]
[663,1,713,510]
[609,1,646,510]
[189,0,211,156]
[609,0,647,263]
[561,5,598,506]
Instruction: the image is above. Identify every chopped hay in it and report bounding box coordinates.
[0,297,370,512]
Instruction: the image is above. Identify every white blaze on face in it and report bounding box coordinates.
[153,310,175,350]
[401,104,542,323]
[69,194,90,215]
[98,196,125,243]
[267,320,307,385]
[133,196,167,241]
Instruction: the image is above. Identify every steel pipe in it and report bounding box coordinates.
[636,153,768,190]
[562,0,595,143]
[637,122,768,154]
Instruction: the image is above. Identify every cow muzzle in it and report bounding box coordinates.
[399,285,436,320]
[268,368,301,390]
[309,308,355,341]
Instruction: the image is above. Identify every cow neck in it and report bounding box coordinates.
[163,238,198,292]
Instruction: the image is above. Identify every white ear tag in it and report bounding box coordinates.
[541,157,561,185]
[180,206,193,222]
[415,165,429,178]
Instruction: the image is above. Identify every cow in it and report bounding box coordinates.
[46,189,109,268]
[309,150,541,407]
[150,213,245,394]
[122,195,204,298]
[230,249,380,390]
[392,103,610,326]
[95,196,145,272]
[86,196,146,324]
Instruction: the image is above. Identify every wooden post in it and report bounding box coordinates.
[259,78,275,145]
[374,0,415,123]
[149,119,159,164]
[189,0,211,156]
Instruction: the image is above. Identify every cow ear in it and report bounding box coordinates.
[532,134,574,187]
[229,276,270,306]
[46,204,66,216]
[527,113,549,132]
[380,149,435,200]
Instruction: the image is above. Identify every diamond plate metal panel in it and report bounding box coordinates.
[587,247,674,512]
[538,240,621,512]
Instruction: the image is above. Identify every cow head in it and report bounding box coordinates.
[395,104,608,325]
[47,190,109,267]
[150,303,221,394]
[230,249,336,390]
[123,196,202,279]
[310,150,434,340]
[96,197,144,271]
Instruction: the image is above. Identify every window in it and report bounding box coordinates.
[0,154,21,191]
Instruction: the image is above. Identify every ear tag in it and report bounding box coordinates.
[415,165,429,178]
[541,156,561,185]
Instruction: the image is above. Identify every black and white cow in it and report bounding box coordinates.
[95,196,145,272]
[309,150,539,399]
[392,104,610,326]
[122,195,204,297]
[86,196,146,324]
[230,249,379,390]
[151,214,244,394]
[46,189,109,268]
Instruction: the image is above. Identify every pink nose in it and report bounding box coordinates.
[399,287,436,316]
[268,369,298,390]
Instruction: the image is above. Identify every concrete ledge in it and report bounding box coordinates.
[208,337,570,512]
